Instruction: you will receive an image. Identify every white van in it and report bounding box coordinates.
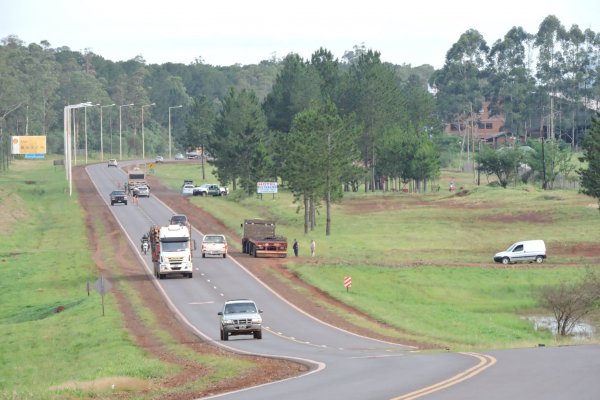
[493,240,546,264]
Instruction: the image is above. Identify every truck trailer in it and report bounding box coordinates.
[149,224,194,279]
[241,219,287,258]
[127,166,147,193]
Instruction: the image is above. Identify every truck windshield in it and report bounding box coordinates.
[161,241,189,252]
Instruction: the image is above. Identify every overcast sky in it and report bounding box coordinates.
[2,0,599,68]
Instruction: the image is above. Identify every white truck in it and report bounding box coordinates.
[149,224,195,279]
[201,234,228,258]
[493,239,546,264]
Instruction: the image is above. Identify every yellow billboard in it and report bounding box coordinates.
[11,136,47,155]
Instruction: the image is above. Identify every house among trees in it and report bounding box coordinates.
[444,101,515,147]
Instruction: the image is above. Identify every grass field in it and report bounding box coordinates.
[154,161,600,349]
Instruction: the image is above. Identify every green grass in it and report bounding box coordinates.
[154,164,600,349]
[0,160,256,399]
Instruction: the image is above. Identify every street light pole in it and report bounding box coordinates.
[84,103,99,164]
[63,102,92,196]
[141,103,155,160]
[119,103,134,160]
[168,105,183,159]
[99,104,115,161]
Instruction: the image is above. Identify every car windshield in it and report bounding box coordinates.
[224,303,257,314]
[204,236,224,243]
[112,191,125,195]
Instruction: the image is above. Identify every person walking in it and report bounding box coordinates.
[293,239,299,257]
[310,239,316,257]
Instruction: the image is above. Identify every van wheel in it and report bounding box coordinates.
[254,330,262,339]
[535,256,544,264]
[502,257,510,265]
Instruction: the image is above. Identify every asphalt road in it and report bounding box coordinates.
[88,163,600,400]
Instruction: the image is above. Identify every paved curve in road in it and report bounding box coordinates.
[88,163,600,400]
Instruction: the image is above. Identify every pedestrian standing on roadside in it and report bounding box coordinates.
[310,239,316,257]
[133,190,139,206]
[293,239,299,257]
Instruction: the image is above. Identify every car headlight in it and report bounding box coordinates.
[222,319,234,325]
[251,317,262,324]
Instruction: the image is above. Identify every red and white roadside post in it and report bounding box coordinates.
[344,276,352,292]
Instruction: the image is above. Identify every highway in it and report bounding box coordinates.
[88,163,600,400]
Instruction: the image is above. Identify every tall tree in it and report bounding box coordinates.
[339,49,402,191]
[184,95,216,180]
[430,29,489,122]
[211,88,270,193]
[578,113,600,211]
[283,101,360,235]
[263,53,321,133]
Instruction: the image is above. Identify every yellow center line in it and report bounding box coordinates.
[391,352,497,400]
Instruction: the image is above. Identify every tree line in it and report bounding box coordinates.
[2,14,600,229]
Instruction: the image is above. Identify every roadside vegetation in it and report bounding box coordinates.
[0,160,277,399]
[156,161,600,349]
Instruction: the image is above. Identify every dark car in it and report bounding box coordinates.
[110,190,128,206]
[169,214,188,226]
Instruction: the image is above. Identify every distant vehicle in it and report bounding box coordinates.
[201,234,228,258]
[135,185,150,197]
[155,156,164,163]
[193,183,222,196]
[218,299,263,341]
[109,190,128,206]
[186,152,199,159]
[169,214,188,226]
[181,183,194,195]
[493,240,546,264]
[241,219,287,258]
[108,159,118,167]
[175,153,184,160]
[127,166,147,193]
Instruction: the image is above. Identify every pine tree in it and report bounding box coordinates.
[579,113,600,211]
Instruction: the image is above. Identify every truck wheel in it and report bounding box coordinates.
[110,201,114,206]
[254,330,262,339]
[535,256,544,264]
[502,257,510,265]
[222,254,226,258]
[188,272,193,278]
[124,201,128,205]
[222,330,228,341]
[202,253,205,258]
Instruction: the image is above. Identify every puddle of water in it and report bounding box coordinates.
[524,316,596,340]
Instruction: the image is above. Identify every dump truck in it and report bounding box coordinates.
[149,224,194,279]
[241,219,287,258]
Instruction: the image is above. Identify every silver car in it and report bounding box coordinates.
[135,185,150,197]
[218,299,263,340]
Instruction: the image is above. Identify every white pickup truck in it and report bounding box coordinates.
[201,234,228,258]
